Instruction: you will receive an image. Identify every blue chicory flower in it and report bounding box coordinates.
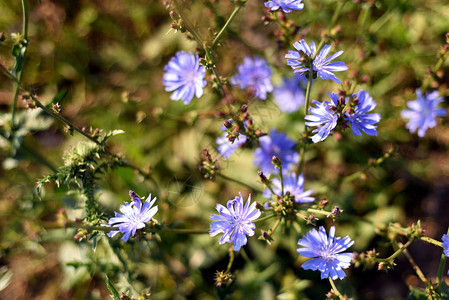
[253,129,299,174]
[273,75,306,113]
[263,173,314,203]
[231,56,273,100]
[297,226,354,280]
[401,89,446,137]
[305,92,339,143]
[209,193,261,251]
[264,0,304,13]
[108,191,158,242]
[285,40,347,84]
[163,51,206,105]
[345,90,381,137]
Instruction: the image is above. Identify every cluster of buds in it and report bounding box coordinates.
[378,259,397,272]
[353,249,379,269]
[51,102,63,114]
[222,104,263,148]
[199,147,217,181]
[21,92,37,109]
[406,220,423,239]
[168,11,186,33]
[214,271,233,288]
[422,32,449,90]
[81,126,103,140]
[271,192,296,217]
[262,8,301,50]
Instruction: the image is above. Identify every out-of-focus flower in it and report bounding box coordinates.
[163,51,206,104]
[345,90,381,137]
[253,129,299,174]
[108,191,158,242]
[264,0,304,13]
[442,234,449,274]
[297,226,354,280]
[216,134,247,159]
[285,40,347,84]
[273,75,306,113]
[305,93,339,143]
[263,173,314,203]
[401,89,446,137]
[209,193,261,251]
[231,56,273,100]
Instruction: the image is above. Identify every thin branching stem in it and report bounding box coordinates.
[378,238,414,262]
[212,4,243,48]
[217,172,259,191]
[1,64,152,179]
[11,0,29,127]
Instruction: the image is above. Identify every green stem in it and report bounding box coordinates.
[254,213,276,223]
[436,228,449,285]
[328,277,343,299]
[226,251,235,273]
[204,47,226,96]
[378,238,414,262]
[306,208,333,216]
[402,247,428,284]
[298,63,313,174]
[279,164,284,196]
[217,172,259,191]
[270,218,282,234]
[11,0,29,127]
[47,222,209,234]
[212,4,243,48]
[388,224,442,247]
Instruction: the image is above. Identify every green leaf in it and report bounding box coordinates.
[46,90,68,108]
[407,286,427,300]
[105,276,121,300]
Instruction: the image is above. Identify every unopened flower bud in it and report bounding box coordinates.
[258,170,268,183]
[223,120,233,129]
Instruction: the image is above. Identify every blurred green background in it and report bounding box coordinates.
[0,0,449,299]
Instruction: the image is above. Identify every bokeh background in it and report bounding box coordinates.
[1,0,449,299]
